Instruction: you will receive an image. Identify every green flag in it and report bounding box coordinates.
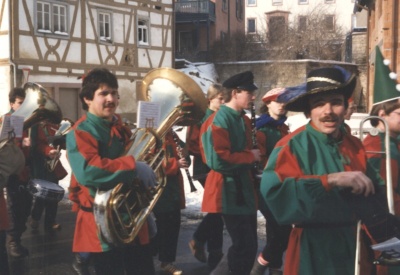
[373,46,400,105]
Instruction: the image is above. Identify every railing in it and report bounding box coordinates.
[175,1,215,17]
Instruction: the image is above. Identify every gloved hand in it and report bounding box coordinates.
[135,161,157,188]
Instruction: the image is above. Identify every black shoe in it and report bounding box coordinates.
[72,254,90,275]
[374,251,400,266]
[8,242,29,258]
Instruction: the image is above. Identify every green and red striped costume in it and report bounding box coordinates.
[67,112,148,252]
[199,105,257,215]
[261,122,383,275]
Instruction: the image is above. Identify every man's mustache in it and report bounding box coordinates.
[320,115,339,123]
[104,103,116,108]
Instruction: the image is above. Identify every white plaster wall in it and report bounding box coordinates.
[0,66,11,115]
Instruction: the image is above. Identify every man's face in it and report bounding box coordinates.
[267,100,286,118]
[84,84,119,121]
[10,96,24,111]
[235,89,255,111]
[308,93,346,137]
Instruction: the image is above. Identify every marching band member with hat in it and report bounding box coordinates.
[199,71,261,274]
[261,66,400,275]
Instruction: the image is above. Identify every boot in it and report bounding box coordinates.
[7,241,29,258]
[72,253,91,275]
[6,235,29,258]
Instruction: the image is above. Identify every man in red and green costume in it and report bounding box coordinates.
[261,66,400,275]
[67,68,155,275]
[363,46,400,275]
[200,71,261,274]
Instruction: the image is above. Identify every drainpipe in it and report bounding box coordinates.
[8,0,17,88]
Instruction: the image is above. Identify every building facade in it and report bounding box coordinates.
[245,0,355,38]
[0,0,174,121]
[354,0,400,109]
[175,0,245,62]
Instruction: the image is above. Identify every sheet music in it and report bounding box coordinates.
[0,115,24,140]
[371,237,400,253]
[137,101,160,129]
[10,115,24,138]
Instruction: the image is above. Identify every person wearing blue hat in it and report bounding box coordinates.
[199,71,261,274]
[260,66,400,275]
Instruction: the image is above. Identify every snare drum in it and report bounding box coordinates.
[28,179,65,202]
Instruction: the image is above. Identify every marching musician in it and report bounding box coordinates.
[151,129,189,275]
[66,68,155,275]
[188,83,225,269]
[250,87,291,275]
[29,120,68,231]
[260,66,400,275]
[0,130,24,273]
[199,71,260,274]
[4,88,32,258]
[362,47,400,274]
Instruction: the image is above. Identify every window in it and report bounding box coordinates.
[138,19,149,46]
[36,1,68,35]
[298,0,308,4]
[222,0,228,12]
[324,15,335,31]
[272,0,283,5]
[98,11,112,43]
[268,16,286,44]
[248,18,256,33]
[247,0,256,6]
[236,0,243,20]
[298,16,307,32]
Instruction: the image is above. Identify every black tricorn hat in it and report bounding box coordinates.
[222,71,258,92]
[285,66,356,112]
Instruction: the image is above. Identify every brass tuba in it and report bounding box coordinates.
[0,82,62,148]
[94,68,207,246]
[12,82,62,130]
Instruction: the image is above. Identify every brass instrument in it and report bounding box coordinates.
[93,68,207,246]
[46,118,74,172]
[12,82,62,130]
[354,116,393,274]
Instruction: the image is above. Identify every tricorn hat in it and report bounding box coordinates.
[222,71,258,92]
[285,66,356,112]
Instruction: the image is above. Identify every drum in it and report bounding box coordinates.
[28,179,65,202]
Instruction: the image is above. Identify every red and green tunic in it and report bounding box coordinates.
[67,112,148,252]
[200,105,257,215]
[261,122,383,275]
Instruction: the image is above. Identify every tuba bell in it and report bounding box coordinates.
[12,82,63,130]
[93,68,207,246]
